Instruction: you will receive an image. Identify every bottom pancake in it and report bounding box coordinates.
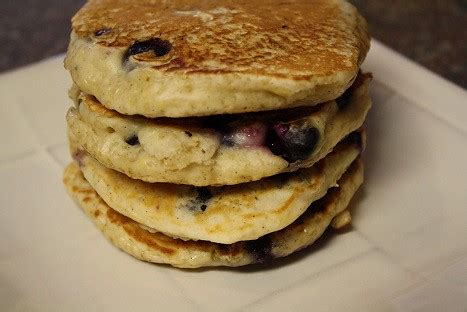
[63,159,363,268]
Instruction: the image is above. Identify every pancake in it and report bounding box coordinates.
[69,132,363,244]
[63,157,364,268]
[67,73,371,186]
[65,0,369,117]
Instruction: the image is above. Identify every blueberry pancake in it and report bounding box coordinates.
[62,0,373,269]
[65,0,369,118]
[67,74,371,186]
[63,156,364,268]
[69,131,363,244]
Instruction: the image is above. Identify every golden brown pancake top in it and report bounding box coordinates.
[71,0,369,78]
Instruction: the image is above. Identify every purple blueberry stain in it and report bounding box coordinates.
[72,150,86,167]
[222,122,267,148]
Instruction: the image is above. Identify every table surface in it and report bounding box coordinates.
[1,0,466,88]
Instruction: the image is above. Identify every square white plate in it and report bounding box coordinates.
[1,41,466,312]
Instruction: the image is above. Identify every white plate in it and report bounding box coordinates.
[0,40,466,312]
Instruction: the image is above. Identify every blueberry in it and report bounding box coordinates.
[125,135,140,146]
[94,28,112,36]
[245,236,272,263]
[186,187,213,212]
[123,38,172,63]
[266,122,319,163]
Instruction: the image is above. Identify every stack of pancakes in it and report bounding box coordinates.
[63,0,371,268]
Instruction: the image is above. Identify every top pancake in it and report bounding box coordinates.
[65,0,370,117]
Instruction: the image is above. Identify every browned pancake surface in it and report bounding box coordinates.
[72,0,369,78]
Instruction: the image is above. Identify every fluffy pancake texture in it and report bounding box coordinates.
[65,0,369,117]
[67,74,371,186]
[71,134,362,244]
[63,157,364,268]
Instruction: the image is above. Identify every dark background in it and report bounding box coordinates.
[1,0,466,88]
